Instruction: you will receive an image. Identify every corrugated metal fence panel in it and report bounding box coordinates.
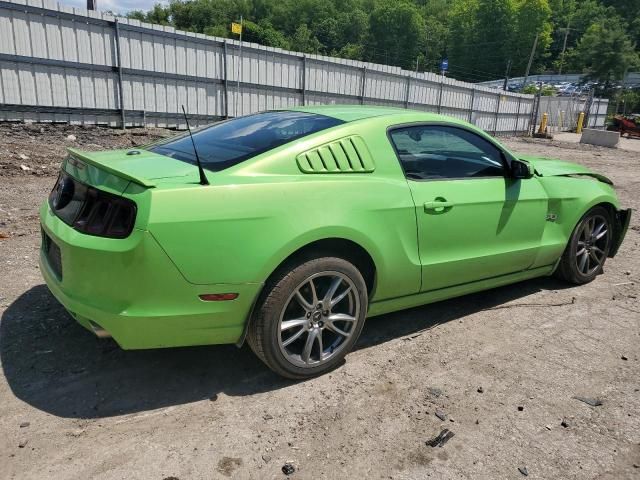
[0,0,570,134]
[535,96,609,131]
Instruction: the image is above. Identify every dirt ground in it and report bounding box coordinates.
[0,125,639,480]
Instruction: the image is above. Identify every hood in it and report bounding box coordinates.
[67,148,202,188]
[517,154,613,186]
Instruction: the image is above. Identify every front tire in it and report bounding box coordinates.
[247,256,368,379]
[555,206,613,284]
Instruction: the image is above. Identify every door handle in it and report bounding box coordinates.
[424,198,454,212]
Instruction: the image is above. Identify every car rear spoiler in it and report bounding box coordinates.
[67,148,156,188]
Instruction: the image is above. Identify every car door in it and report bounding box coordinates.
[388,124,548,292]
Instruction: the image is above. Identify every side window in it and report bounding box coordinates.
[389,125,505,180]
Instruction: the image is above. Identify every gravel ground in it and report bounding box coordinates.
[0,126,638,479]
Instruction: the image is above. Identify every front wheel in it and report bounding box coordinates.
[555,206,613,284]
[247,256,368,379]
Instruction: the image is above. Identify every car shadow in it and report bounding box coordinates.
[1,278,573,419]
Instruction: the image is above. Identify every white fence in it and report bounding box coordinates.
[0,0,535,133]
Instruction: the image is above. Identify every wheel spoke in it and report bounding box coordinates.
[595,228,607,240]
[578,250,588,273]
[576,247,586,257]
[308,279,318,306]
[302,329,318,364]
[316,330,324,361]
[328,313,357,323]
[323,276,343,309]
[579,223,589,241]
[282,327,307,347]
[331,286,352,307]
[281,318,308,331]
[295,289,313,310]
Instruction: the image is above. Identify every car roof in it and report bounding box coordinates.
[288,105,448,123]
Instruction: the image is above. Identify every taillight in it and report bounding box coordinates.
[73,189,137,238]
[49,172,137,239]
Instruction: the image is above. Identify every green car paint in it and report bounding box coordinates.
[39,106,630,350]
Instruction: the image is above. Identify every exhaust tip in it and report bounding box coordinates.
[89,321,112,339]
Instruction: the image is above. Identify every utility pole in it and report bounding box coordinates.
[523,33,539,87]
[235,15,243,117]
[558,18,571,74]
[86,0,97,9]
[502,58,512,91]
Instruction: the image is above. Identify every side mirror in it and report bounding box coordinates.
[510,159,533,179]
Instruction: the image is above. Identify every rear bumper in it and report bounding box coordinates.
[39,201,261,349]
[609,208,632,258]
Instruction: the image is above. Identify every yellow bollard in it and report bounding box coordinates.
[559,110,564,129]
[576,111,585,134]
[537,112,548,134]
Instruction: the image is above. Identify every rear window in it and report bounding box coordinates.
[148,111,344,172]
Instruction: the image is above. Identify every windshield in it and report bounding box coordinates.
[148,111,344,172]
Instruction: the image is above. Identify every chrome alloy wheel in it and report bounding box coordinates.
[278,271,360,368]
[576,214,609,276]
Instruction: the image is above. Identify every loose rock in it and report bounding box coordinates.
[19,422,30,428]
[573,396,603,407]
[518,466,529,476]
[477,386,484,393]
[435,410,447,421]
[282,463,295,475]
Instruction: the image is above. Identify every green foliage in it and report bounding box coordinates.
[367,1,426,69]
[124,0,639,83]
[574,18,639,82]
[615,89,640,114]
[522,84,555,95]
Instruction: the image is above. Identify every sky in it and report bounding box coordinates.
[59,0,162,13]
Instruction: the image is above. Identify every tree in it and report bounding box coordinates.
[367,1,426,69]
[242,20,290,48]
[122,0,639,85]
[291,24,322,54]
[512,0,552,75]
[574,18,639,83]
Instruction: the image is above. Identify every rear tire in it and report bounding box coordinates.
[247,256,368,379]
[555,206,612,284]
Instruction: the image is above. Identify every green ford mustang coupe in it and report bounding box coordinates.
[40,106,631,378]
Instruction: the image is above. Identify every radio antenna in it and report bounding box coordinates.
[181,105,209,185]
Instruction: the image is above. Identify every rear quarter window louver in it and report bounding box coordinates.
[296,136,375,173]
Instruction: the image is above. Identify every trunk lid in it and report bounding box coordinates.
[65,148,201,189]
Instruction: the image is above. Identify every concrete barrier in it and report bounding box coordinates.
[580,129,620,148]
